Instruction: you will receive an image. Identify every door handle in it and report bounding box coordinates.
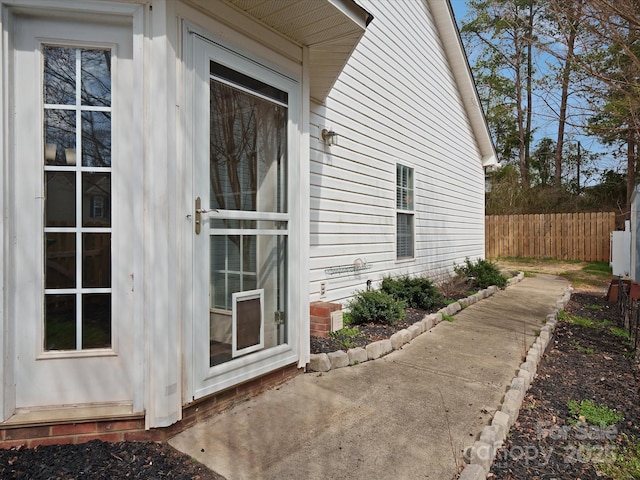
[195,197,217,234]
[195,197,202,234]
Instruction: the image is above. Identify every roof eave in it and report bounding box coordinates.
[427,0,498,168]
[224,0,373,102]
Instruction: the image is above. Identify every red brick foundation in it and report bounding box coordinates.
[310,301,342,338]
[0,363,301,449]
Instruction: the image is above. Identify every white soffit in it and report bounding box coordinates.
[225,0,373,102]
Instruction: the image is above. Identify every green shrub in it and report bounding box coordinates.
[454,257,508,289]
[329,326,365,349]
[347,290,406,326]
[380,275,444,310]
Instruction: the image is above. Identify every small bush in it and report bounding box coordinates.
[329,326,365,349]
[438,274,476,299]
[454,257,507,289]
[380,275,444,310]
[347,290,406,326]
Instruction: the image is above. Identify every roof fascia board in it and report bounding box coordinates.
[326,0,374,31]
[427,0,498,167]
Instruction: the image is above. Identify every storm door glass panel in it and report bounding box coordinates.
[209,62,287,214]
[208,64,288,367]
[43,45,112,351]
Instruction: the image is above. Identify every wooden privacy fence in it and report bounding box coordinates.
[485,212,616,262]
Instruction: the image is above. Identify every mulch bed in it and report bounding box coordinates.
[0,440,224,479]
[488,290,640,479]
[310,307,431,354]
[3,285,636,479]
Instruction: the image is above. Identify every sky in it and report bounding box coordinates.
[450,0,468,22]
[445,0,618,184]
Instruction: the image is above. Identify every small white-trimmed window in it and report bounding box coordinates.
[396,164,414,260]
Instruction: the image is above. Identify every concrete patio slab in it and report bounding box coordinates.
[169,274,570,480]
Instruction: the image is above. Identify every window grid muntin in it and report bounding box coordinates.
[43,46,112,351]
[210,233,258,311]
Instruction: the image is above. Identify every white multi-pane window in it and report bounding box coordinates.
[43,46,112,351]
[396,164,414,260]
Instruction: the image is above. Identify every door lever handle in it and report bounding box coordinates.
[195,197,202,235]
[195,197,217,234]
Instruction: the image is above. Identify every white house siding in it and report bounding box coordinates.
[309,0,486,305]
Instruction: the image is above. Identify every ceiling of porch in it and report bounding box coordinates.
[224,0,373,102]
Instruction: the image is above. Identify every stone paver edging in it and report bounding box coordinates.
[306,272,526,373]
[458,285,573,480]
[306,272,571,480]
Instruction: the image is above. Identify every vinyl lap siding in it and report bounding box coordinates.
[310,0,485,304]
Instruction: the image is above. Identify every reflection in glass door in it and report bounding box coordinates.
[207,62,288,367]
[43,46,112,351]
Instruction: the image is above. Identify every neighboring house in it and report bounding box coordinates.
[0,0,497,445]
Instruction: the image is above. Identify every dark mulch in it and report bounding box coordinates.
[0,440,225,480]
[489,290,640,479]
[310,307,430,354]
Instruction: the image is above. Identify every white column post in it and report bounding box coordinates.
[145,0,182,429]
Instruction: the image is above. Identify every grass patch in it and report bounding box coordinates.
[441,313,455,322]
[494,259,612,290]
[610,327,631,339]
[560,311,613,330]
[567,399,624,428]
[567,315,596,328]
[497,256,581,264]
[560,269,610,288]
[571,340,597,354]
[582,261,612,274]
[597,436,640,480]
[523,271,536,277]
[585,304,604,310]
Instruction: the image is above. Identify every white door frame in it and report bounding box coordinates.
[183,26,305,402]
[1,2,144,419]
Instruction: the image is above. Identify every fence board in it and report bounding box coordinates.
[580,213,585,260]
[485,212,615,262]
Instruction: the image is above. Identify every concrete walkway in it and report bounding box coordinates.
[169,274,570,480]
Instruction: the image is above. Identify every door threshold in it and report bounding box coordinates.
[3,402,140,427]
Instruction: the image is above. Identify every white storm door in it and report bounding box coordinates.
[191,35,299,399]
[11,15,136,408]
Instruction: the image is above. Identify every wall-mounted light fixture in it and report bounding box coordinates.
[321,128,339,146]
